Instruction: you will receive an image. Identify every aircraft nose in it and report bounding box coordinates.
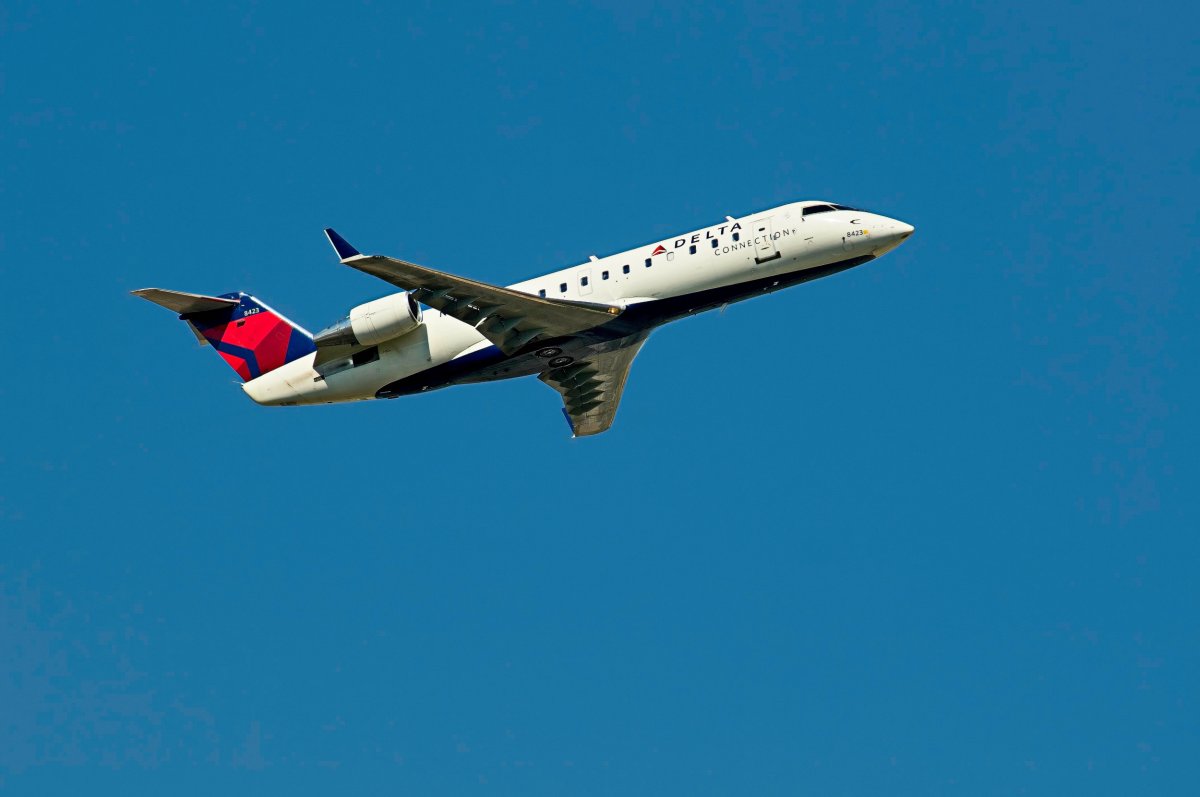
[871,217,914,255]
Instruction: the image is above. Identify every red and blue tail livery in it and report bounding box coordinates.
[133,289,316,381]
[189,293,317,380]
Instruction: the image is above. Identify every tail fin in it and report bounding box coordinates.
[133,289,317,381]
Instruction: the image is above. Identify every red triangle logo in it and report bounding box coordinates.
[651,244,667,256]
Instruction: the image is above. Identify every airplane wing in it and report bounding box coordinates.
[539,336,647,437]
[324,229,622,355]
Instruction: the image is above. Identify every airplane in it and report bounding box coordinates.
[133,200,914,436]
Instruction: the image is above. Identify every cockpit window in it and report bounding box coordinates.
[802,204,836,216]
[831,204,859,211]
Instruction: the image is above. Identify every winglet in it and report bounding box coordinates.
[323,228,361,260]
[561,406,577,437]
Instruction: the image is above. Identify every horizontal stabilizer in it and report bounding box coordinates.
[132,288,239,315]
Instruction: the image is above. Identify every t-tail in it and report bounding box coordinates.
[132,288,316,381]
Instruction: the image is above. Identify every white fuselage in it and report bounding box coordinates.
[243,201,913,406]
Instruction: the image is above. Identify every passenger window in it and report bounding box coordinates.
[602,270,609,280]
[733,232,740,242]
[711,238,718,248]
[689,244,696,254]
[644,258,651,267]
[581,276,589,287]
[559,282,567,292]
[538,289,546,297]
[623,265,630,274]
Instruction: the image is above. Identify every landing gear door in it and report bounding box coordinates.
[752,217,780,264]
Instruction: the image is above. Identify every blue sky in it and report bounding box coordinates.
[2,1,1197,794]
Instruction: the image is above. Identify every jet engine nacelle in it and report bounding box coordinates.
[313,292,422,348]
